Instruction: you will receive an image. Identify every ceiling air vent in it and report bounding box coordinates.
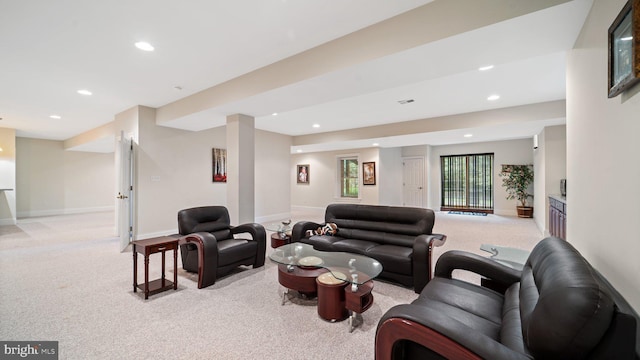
[398,99,414,104]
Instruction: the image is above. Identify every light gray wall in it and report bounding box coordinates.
[533,125,566,234]
[0,128,16,225]
[16,137,115,218]
[428,139,534,216]
[255,130,293,222]
[135,112,292,237]
[378,147,403,206]
[567,0,640,311]
[291,147,380,211]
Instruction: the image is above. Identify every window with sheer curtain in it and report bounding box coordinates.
[440,153,494,212]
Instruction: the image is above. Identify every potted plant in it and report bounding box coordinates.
[500,165,534,218]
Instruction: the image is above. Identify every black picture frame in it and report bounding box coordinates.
[362,162,376,185]
[608,0,640,98]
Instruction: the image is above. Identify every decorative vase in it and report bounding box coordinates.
[517,206,534,218]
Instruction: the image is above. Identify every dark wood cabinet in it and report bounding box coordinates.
[549,196,567,240]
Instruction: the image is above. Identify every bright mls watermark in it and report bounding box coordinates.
[1,341,58,359]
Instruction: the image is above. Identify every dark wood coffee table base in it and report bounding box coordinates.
[277,264,328,304]
[345,280,374,332]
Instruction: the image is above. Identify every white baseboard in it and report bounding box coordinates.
[291,205,325,216]
[255,212,292,224]
[0,218,17,226]
[17,206,115,218]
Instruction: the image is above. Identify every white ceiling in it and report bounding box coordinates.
[0,0,593,153]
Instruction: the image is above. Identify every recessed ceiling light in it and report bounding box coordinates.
[312,124,320,128]
[135,41,155,51]
[272,113,278,116]
[77,89,92,96]
[478,65,494,71]
[464,134,473,138]
[50,115,61,119]
[372,143,379,146]
[487,94,500,101]
[0,147,3,152]
[296,149,302,153]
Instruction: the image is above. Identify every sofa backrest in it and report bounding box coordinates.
[178,206,232,240]
[519,237,618,359]
[324,204,434,247]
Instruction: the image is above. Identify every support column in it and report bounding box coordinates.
[226,114,255,224]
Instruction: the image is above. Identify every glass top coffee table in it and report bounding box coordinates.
[269,243,383,331]
[270,243,382,286]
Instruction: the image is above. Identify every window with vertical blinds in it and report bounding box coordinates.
[440,153,494,212]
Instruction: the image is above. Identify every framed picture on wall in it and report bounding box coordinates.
[297,164,309,184]
[212,148,227,182]
[608,0,640,98]
[363,162,376,185]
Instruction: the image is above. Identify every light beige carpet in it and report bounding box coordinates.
[0,210,542,359]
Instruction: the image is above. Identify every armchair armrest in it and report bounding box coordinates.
[179,232,219,289]
[434,250,521,288]
[412,234,447,293]
[376,305,529,360]
[291,221,322,242]
[231,223,266,267]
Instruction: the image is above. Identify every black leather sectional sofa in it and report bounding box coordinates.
[376,237,640,359]
[291,203,446,293]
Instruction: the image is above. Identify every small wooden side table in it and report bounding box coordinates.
[133,236,179,299]
[270,233,290,248]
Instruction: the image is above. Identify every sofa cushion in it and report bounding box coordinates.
[414,277,504,340]
[366,245,412,275]
[301,235,343,252]
[217,239,256,267]
[331,239,378,255]
[501,283,528,355]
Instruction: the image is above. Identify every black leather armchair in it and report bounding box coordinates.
[375,237,640,359]
[177,206,266,289]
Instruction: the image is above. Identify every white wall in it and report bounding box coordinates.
[533,125,566,234]
[428,139,534,215]
[567,0,640,311]
[255,130,293,222]
[378,147,403,206]
[16,138,115,217]
[136,110,228,237]
[291,147,380,210]
[135,112,292,237]
[0,128,16,225]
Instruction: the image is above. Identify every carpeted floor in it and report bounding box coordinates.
[0,210,542,359]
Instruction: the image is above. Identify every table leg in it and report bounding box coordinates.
[173,247,178,290]
[133,245,137,293]
[144,254,149,300]
[161,249,166,287]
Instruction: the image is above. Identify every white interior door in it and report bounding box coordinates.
[403,157,424,207]
[117,132,133,252]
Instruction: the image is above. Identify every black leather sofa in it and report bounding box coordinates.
[291,204,446,293]
[375,237,640,360]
